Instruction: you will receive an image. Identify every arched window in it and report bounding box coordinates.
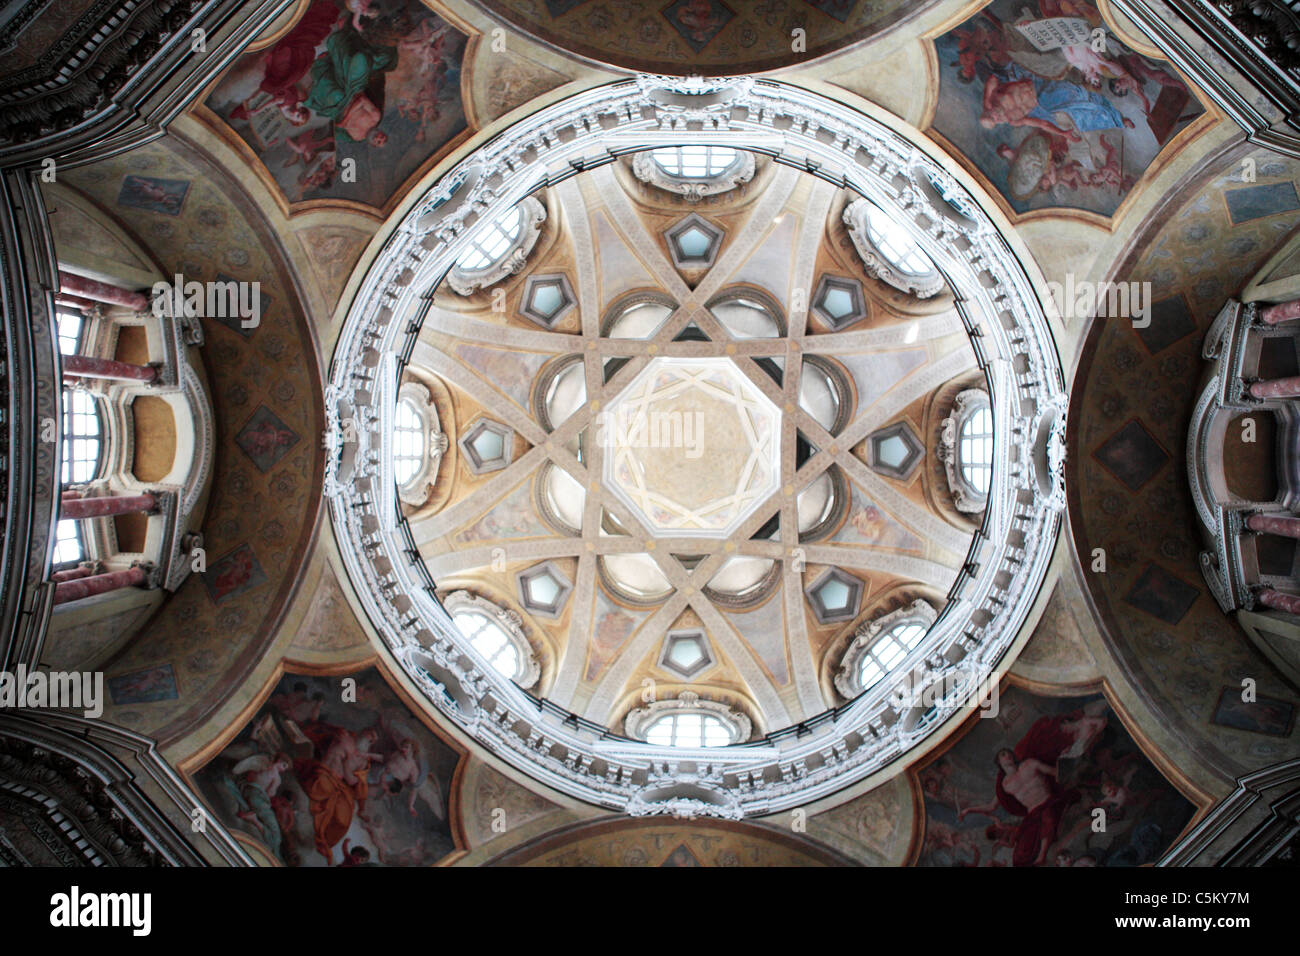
[843,199,944,298]
[631,147,755,202]
[601,291,677,340]
[62,388,102,485]
[798,356,852,435]
[835,599,937,699]
[455,206,522,272]
[57,309,86,355]
[624,691,752,747]
[862,204,931,277]
[446,197,546,295]
[644,711,733,747]
[651,145,738,178]
[443,591,540,688]
[52,518,86,567]
[393,382,446,505]
[707,289,784,339]
[452,610,521,680]
[940,389,993,514]
[55,383,101,570]
[392,398,425,487]
[959,403,994,495]
[538,462,586,535]
[534,356,586,432]
[857,620,927,690]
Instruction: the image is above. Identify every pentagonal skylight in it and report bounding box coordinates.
[602,357,781,538]
[805,567,864,625]
[521,274,576,329]
[459,418,513,474]
[517,561,572,618]
[868,422,924,480]
[812,275,867,330]
[666,213,723,269]
[659,629,714,679]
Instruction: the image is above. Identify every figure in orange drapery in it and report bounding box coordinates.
[294,725,384,863]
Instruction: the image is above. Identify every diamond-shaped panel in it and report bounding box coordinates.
[601,357,780,537]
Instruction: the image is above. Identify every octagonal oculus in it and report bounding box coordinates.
[600,357,780,537]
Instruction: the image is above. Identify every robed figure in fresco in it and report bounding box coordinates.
[293,722,385,863]
[960,709,1107,865]
[303,25,397,146]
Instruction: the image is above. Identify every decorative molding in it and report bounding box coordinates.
[396,381,445,507]
[1161,758,1300,866]
[0,0,298,166]
[624,691,752,744]
[835,598,937,700]
[843,199,945,299]
[443,590,540,690]
[1109,0,1300,158]
[446,197,546,296]
[323,76,1067,818]
[631,148,756,203]
[0,711,251,866]
[938,388,991,515]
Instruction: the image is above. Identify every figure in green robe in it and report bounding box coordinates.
[304,26,396,145]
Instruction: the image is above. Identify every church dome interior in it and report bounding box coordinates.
[3,0,1300,883]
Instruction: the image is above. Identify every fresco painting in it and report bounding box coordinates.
[916,686,1195,867]
[932,1,1203,217]
[195,669,460,866]
[206,0,467,208]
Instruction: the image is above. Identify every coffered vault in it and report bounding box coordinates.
[324,76,1067,818]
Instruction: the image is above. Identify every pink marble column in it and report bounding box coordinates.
[62,353,157,383]
[1246,513,1300,538]
[1260,298,1300,325]
[54,294,97,311]
[53,566,147,605]
[61,493,157,520]
[50,565,96,583]
[1248,376,1300,400]
[1257,589,1300,615]
[58,271,148,311]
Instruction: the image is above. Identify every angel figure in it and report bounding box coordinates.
[370,714,446,820]
[220,748,293,854]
